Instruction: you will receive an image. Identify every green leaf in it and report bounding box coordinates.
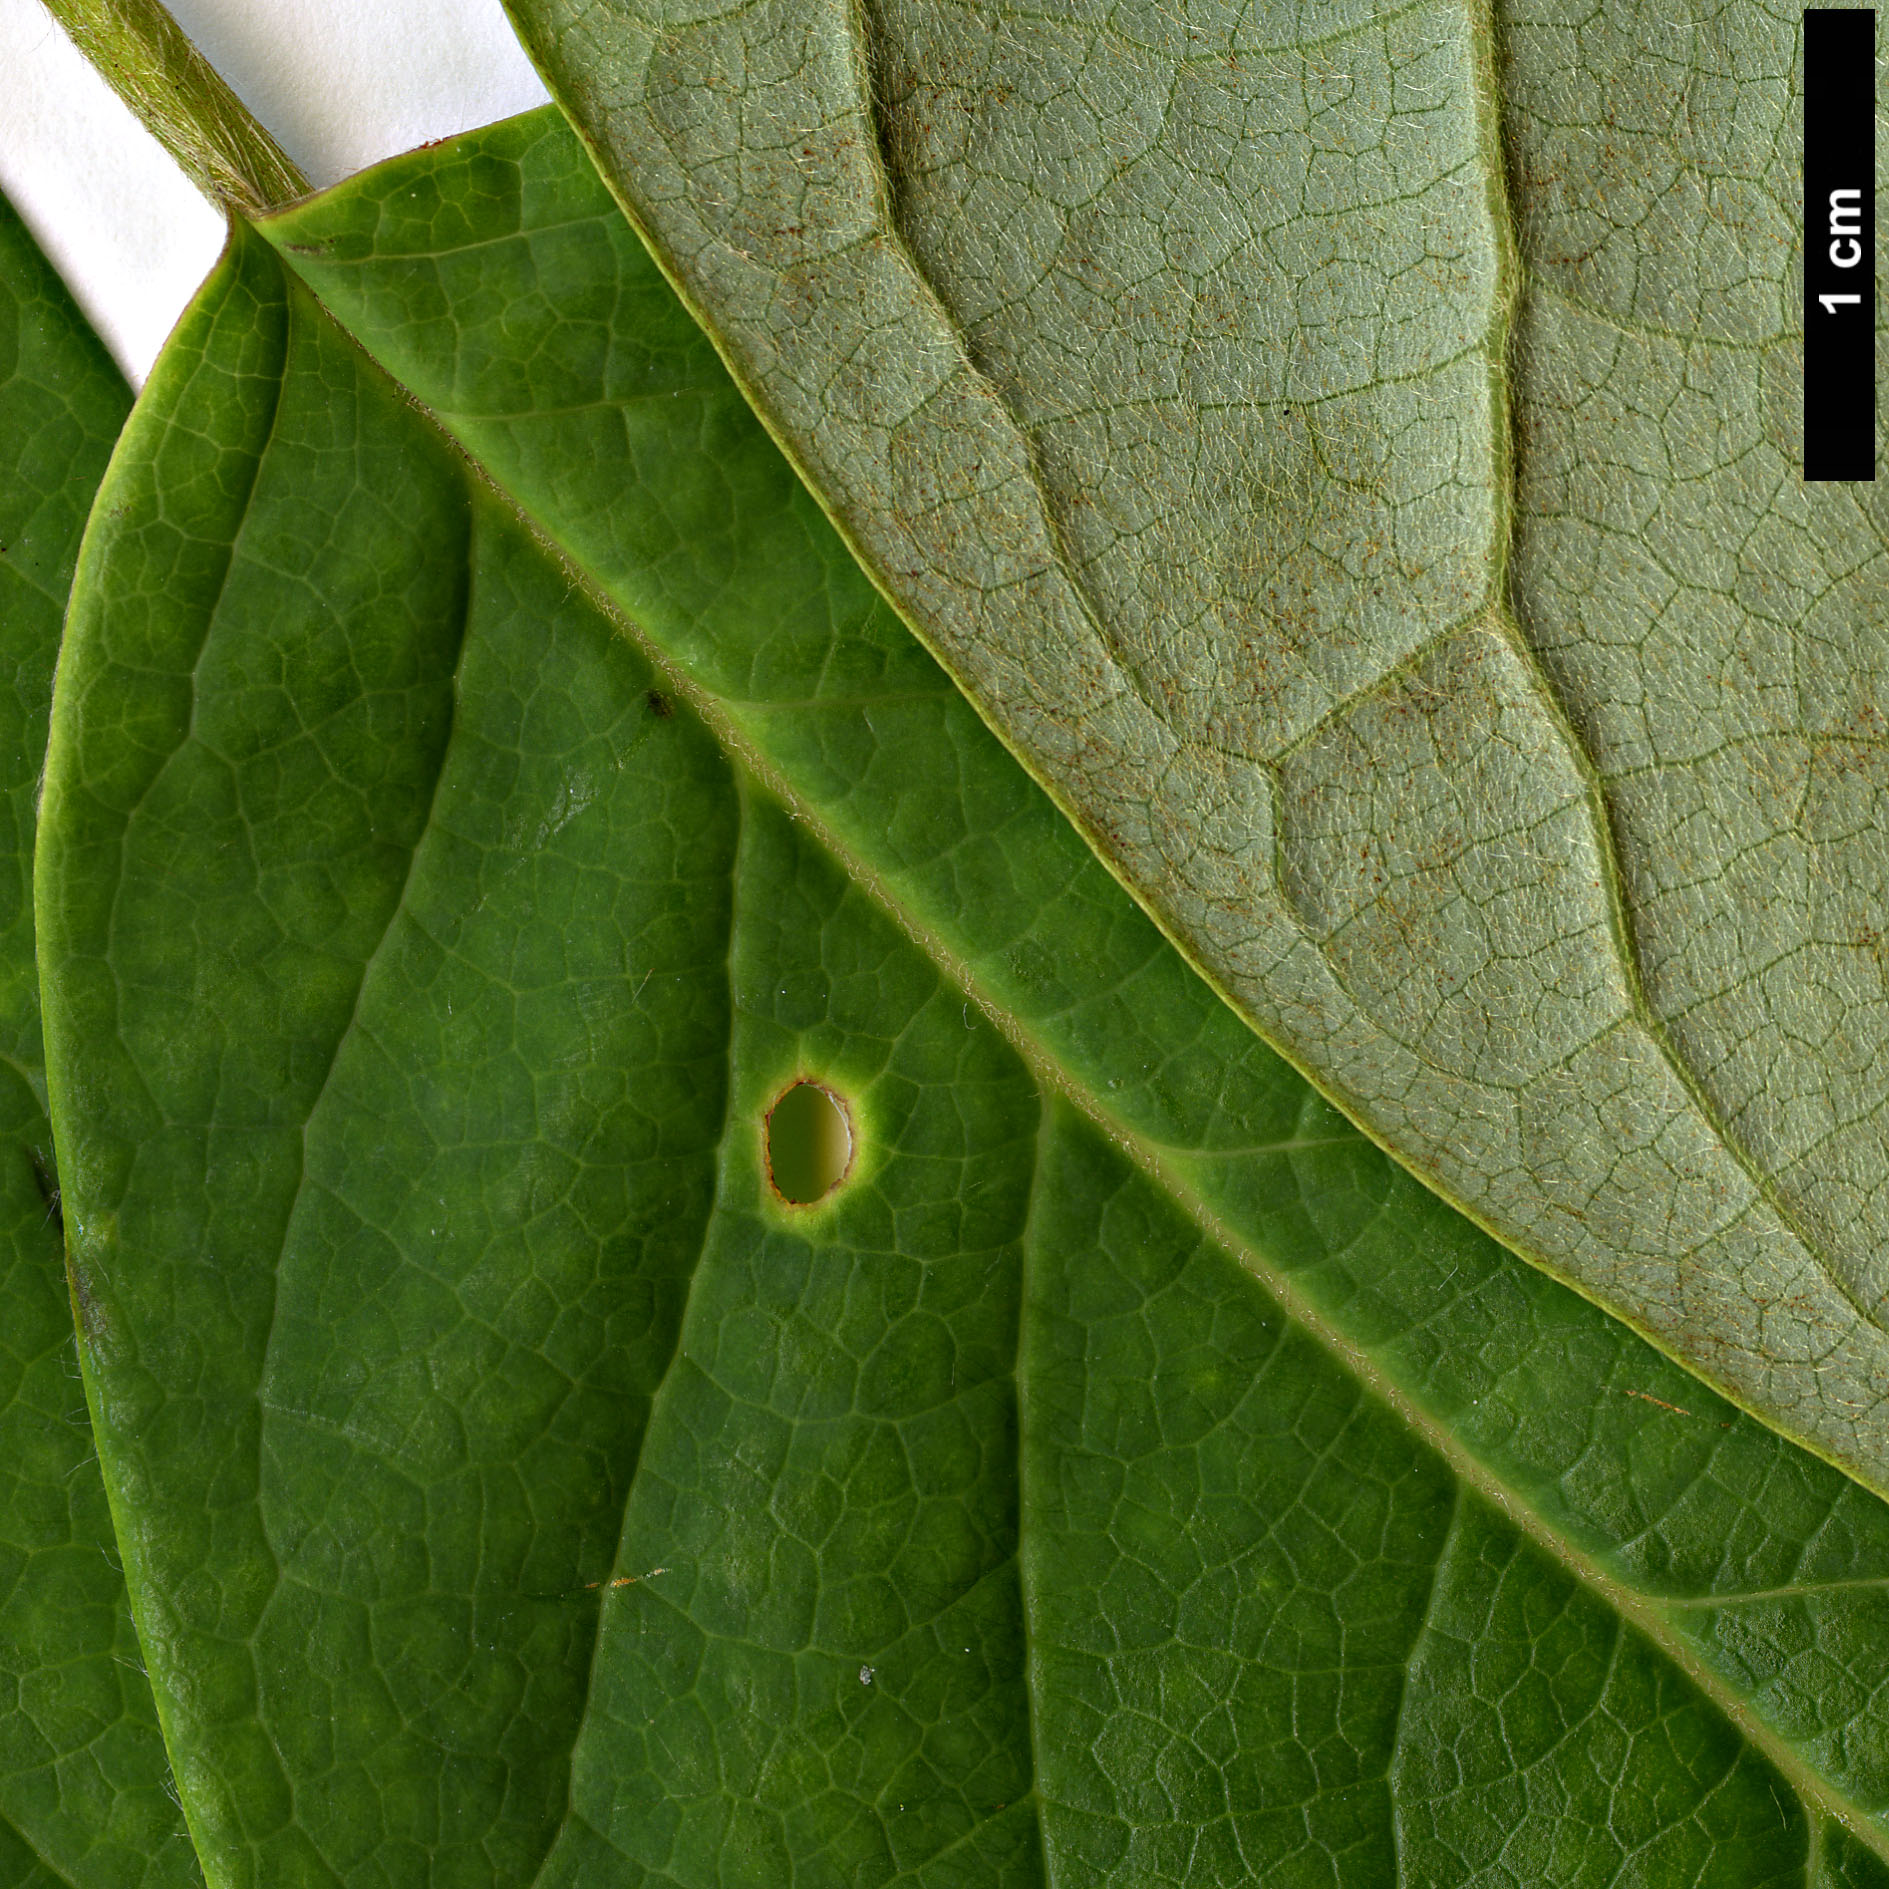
[495,0,1889,1496]
[33,108,1889,1885]
[0,193,200,1887]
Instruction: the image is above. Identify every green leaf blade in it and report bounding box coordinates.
[38,109,1889,1886]
[41,223,739,1885]
[539,782,1046,1887]
[0,195,130,1087]
[0,191,201,1889]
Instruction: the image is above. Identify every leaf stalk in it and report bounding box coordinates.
[40,0,308,214]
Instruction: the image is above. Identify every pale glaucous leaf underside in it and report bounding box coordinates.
[502,0,1889,1492]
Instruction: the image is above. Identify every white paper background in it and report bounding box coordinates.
[0,0,550,382]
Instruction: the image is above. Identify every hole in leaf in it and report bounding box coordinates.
[766,1080,854,1205]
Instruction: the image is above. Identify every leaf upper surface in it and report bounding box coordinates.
[35,108,1889,1888]
[0,191,201,1889]
[496,0,1889,1494]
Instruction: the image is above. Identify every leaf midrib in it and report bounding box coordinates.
[251,149,1889,1864]
[416,350,1889,1861]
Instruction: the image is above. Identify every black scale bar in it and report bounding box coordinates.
[1805,8,1876,482]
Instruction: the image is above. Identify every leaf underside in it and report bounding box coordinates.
[0,193,200,1889]
[498,0,1889,1497]
[26,107,1889,1888]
